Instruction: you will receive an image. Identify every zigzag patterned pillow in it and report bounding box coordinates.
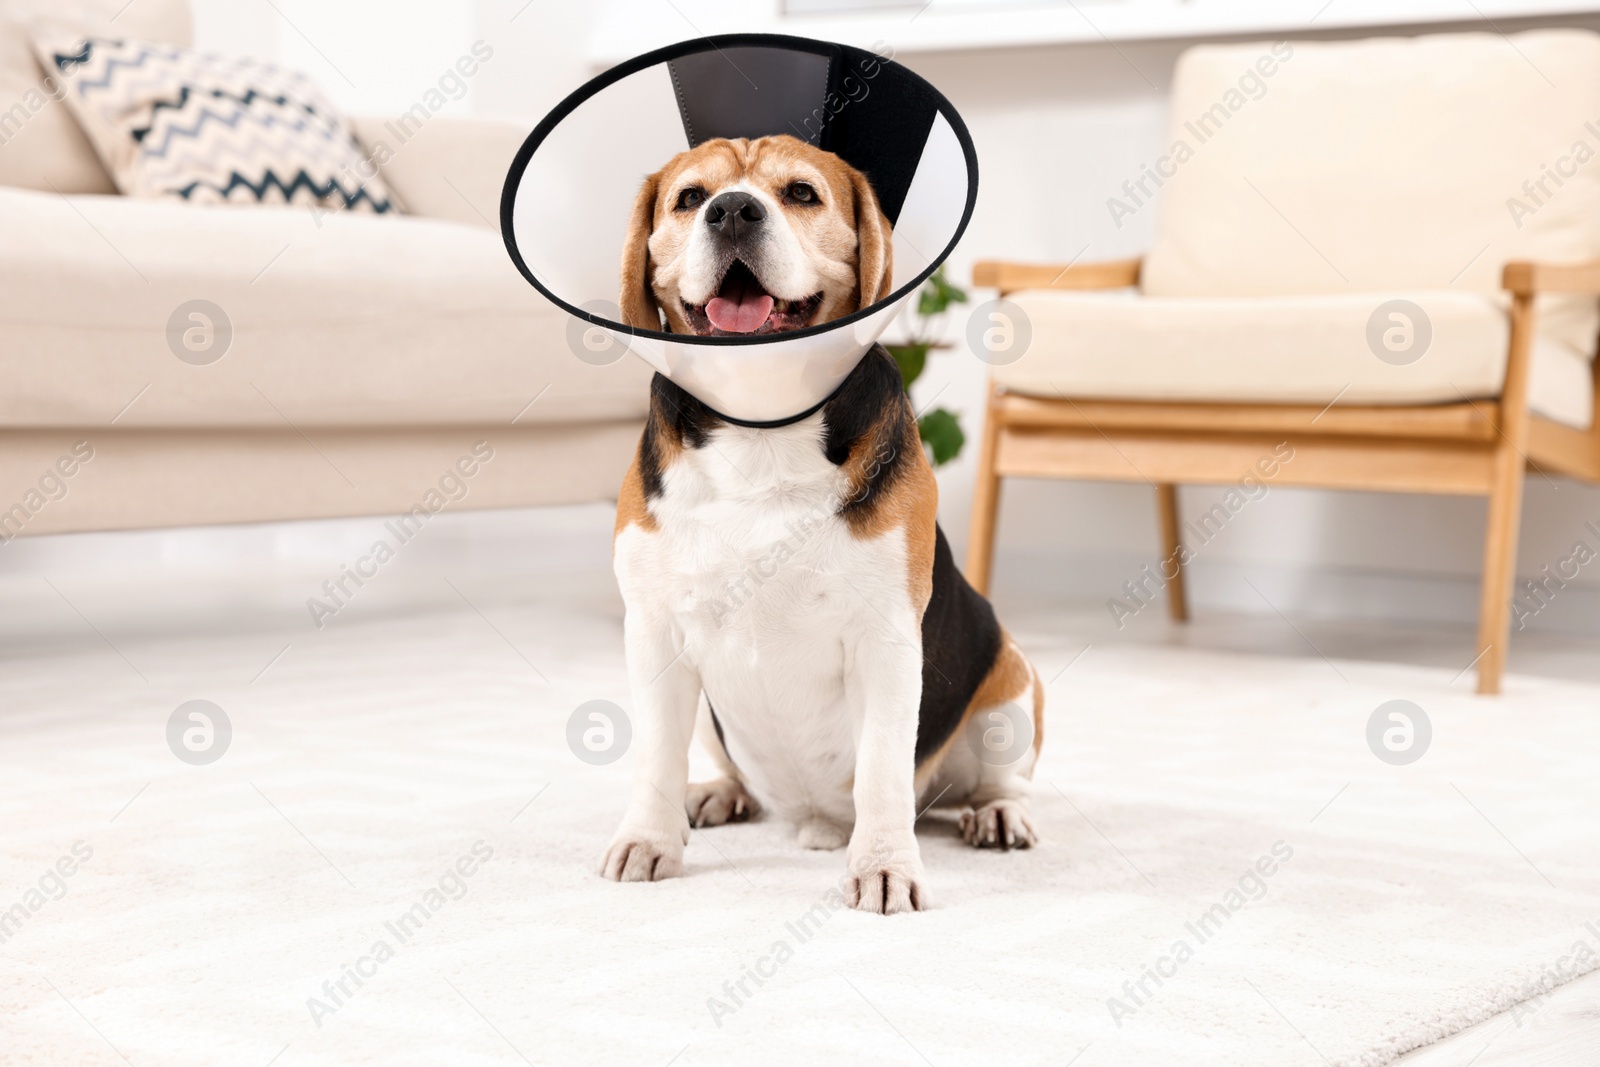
[31,36,400,214]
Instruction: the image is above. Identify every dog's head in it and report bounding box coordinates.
[619,135,893,336]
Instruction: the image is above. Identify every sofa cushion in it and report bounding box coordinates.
[348,115,522,231]
[988,289,1593,430]
[0,0,192,193]
[1141,31,1600,361]
[0,186,655,428]
[34,35,400,214]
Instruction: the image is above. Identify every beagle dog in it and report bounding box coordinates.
[606,135,1041,914]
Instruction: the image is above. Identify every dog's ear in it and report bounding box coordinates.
[619,171,663,330]
[850,169,894,311]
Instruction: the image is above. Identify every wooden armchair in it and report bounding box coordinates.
[965,256,1600,695]
[963,30,1600,695]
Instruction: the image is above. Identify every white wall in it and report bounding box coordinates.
[191,0,481,118]
[176,1,1600,634]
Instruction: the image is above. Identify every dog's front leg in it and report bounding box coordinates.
[844,623,928,914]
[600,609,699,882]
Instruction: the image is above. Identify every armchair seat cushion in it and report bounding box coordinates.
[990,289,1592,429]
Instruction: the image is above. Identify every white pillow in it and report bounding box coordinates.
[34,35,401,214]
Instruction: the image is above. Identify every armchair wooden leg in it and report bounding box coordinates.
[1474,289,1537,696]
[1474,443,1527,695]
[1156,483,1189,622]
[965,380,1004,596]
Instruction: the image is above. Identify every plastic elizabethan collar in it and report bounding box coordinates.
[501,33,978,424]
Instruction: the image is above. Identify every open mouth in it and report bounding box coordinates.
[682,260,823,336]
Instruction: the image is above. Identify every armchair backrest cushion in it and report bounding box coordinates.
[1141,30,1600,356]
[0,0,193,193]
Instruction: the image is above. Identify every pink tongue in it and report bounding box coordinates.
[705,293,774,333]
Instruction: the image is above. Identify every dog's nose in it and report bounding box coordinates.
[704,191,766,238]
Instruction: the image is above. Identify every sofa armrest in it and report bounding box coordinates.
[972,257,1141,296]
[1503,259,1600,296]
[349,115,531,232]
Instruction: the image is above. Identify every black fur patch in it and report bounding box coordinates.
[821,344,915,524]
[915,526,1002,766]
[640,373,722,499]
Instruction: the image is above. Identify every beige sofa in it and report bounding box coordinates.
[0,0,650,538]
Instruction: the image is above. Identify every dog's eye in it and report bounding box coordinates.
[784,182,818,205]
[675,187,706,211]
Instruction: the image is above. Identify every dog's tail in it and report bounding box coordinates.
[1027,658,1045,777]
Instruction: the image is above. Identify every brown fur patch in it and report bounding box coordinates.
[613,454,657,541]
[844,162,893,308]
[969,627,1032,714]
[844,425,937,613]
[619,170,662,329]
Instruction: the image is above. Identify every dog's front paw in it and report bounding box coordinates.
[960,799,1037,850]
[600,834,684,883]
[844,849,927,914]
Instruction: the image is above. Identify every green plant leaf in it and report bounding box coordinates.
[903,267,973,343]
[915,265,968,319]
[939,275,968,305]
[918,407,965,467]
[884,343,929,390]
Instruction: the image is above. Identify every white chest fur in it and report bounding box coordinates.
[613,416,918,827]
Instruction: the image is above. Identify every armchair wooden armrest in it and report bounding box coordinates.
[971,257,1141,296]
[1502,259,1600,295]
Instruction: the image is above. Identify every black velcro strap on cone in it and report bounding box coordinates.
[669,47,835,147]
[664,41,939,225]
[818,46,939,225]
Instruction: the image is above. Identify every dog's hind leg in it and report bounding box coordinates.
[685,699,760,828]
[922,639,1042,850]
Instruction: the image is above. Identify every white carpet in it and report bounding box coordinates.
[2,567,1598,1067]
